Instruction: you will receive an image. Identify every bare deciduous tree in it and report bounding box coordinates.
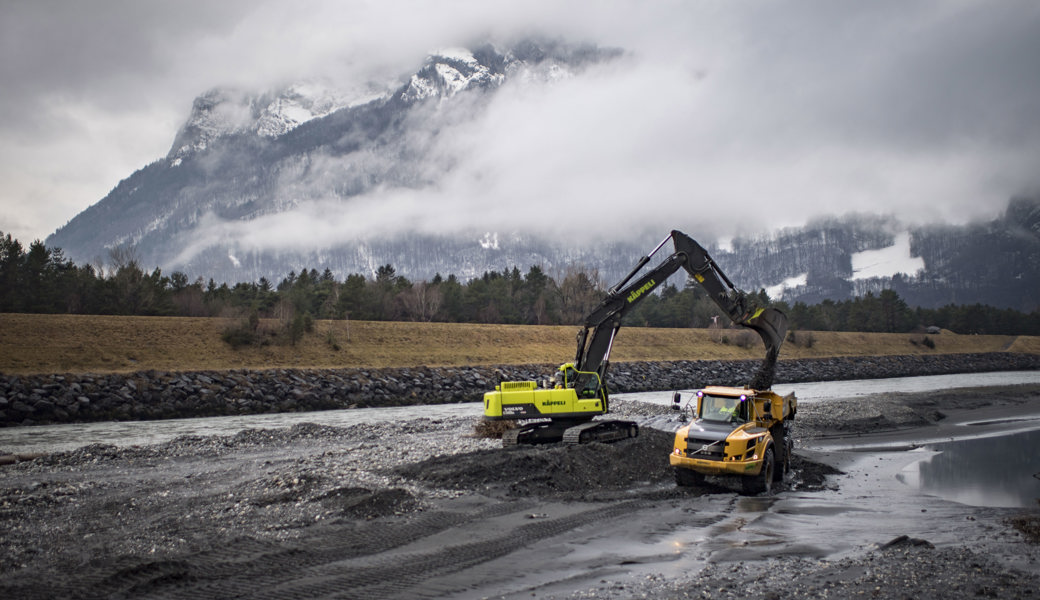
[400,281,443,322]
[555,265,604,325]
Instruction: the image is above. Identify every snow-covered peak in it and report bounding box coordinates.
[399,48,506,102]
[254,81,378,137]
[168,40,618,162]
[167,80,382,160]
[166,88,255,159]
[434,47,479,65]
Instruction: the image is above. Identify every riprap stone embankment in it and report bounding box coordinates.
[1,352,1037,426]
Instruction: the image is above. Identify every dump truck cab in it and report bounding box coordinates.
[669,386,796,495]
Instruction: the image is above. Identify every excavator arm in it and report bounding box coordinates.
[570,230,788,397]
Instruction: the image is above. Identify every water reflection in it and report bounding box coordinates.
[914,429,1040,508]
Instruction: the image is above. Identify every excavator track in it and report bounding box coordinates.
[502,419,638,446]
[501,421,571,446]
[562,420,639,445]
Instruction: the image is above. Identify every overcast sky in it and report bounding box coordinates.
[2,0,1039,246]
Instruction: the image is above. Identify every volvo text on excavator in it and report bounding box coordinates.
[482,230,788,446]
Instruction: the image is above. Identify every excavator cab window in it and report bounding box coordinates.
[699,394,748,424]
[554,364,578,389]
[580,376,602,399]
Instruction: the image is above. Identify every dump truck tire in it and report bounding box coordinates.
[742,446,774,495]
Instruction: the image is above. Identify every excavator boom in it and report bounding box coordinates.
[570,231,787,395]
[669,231,787,362]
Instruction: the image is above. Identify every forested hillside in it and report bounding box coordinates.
[3,232,1038,336]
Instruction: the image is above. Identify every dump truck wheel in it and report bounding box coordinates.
[771,425,790,482]
[674,467,705,487]
[774,434,791,482]
[742,446,774,495]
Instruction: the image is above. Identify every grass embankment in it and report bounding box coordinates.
[0,313,1036,375]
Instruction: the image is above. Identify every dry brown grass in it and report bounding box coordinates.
[0,313,1035,375]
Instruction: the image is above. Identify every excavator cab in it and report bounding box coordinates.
[551,363,603,399]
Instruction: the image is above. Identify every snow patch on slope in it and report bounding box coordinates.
[851,232,924,280]
[479,232,499,250]
[766,273,808,300]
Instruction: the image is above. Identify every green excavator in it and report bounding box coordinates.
[482,230,788,446]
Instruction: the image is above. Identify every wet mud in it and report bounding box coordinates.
[0,386,1038,599]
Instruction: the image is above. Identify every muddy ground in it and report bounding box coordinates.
[1,385,1039,599]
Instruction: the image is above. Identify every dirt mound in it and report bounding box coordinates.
[395,428,677,498]
[315,487,419,519]
[789,454,844,490]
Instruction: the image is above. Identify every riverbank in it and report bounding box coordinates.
[0,385,1037,599]
[2,352,1039,426]
[2,313,1037,375]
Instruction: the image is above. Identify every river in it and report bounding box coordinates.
[1,370,1038,455]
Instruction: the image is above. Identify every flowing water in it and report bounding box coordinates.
[2,370,1039,459]
[631,369,1040,406]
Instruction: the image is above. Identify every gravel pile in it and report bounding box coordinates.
[0,417,500,573]
[792,384,1040,442]
[562,542,1040,599]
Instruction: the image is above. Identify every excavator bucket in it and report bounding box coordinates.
[742,306,788,390]
[741,306,788,360]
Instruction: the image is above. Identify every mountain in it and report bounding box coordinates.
[46,39,1038,311]
[708,197,1040,311]
[48,39,632,282]
[166,81,379,163]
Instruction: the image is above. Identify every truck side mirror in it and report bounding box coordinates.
[671,391,681,410]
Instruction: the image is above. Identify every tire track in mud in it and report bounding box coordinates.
[92,499,653,600]
[0,500,524,600]
[82,498,532,599]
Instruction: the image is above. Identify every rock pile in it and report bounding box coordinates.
[1,352,1037,426]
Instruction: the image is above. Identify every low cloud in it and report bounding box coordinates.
[3,1,1039,246]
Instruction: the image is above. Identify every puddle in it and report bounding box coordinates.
[902,429,1040,508]
[735,496,779,513]
[964,416,1040,427]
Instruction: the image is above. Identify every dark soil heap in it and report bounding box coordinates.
[395,429,677,498]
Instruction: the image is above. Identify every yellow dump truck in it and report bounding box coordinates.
[670,386,796,495]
